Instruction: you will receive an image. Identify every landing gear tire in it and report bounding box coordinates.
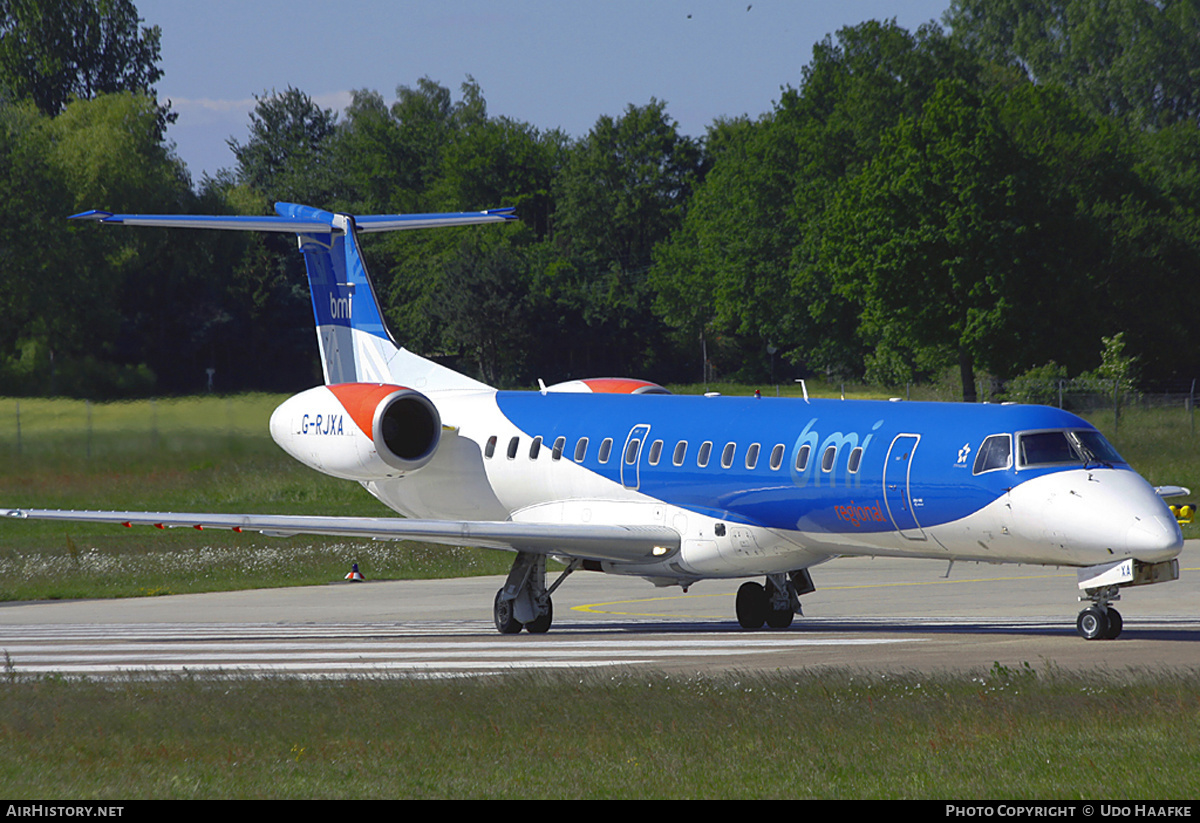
[525,598,553,634]
[1076,606,1110,640]
[494,589,523,634]
[1104,608,1123,639]
[766,606,794,629]
[736,581,768,629]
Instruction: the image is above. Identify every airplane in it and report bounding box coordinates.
[3,201,1185,640]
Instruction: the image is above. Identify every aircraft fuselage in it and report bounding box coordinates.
[362,391,1182,583]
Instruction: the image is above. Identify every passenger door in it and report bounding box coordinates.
[883,434,926,540]
[620,424,651,490]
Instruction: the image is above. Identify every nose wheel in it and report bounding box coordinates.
[1077,584,1123,640]
[1076,606,1122,639]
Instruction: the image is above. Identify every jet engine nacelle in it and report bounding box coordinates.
[269,383,441,480]
[543,377,671,395]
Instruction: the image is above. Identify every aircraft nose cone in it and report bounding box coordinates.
[1010,468,1183,564]
[1125,513,1183,559]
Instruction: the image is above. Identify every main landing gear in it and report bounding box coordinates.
[735,570,815,630]
[493,552,578,634]
[1076,585,1123,640]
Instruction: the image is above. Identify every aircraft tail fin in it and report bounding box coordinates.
[70,203,516,391]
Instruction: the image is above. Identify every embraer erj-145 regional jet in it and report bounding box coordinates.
[5,203,1185,639]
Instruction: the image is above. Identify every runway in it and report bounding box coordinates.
[1,547,1197,678]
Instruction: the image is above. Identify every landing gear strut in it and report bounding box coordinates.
[493,552,576,635]
[1077,585,1122,640]
[735,570,813,629]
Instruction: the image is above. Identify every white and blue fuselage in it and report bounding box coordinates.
[365,388,1181,582]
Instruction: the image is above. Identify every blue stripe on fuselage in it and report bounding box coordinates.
[493,392,1127,533]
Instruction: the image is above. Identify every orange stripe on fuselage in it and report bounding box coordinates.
[327,383,407,439]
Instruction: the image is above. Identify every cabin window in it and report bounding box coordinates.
[769,444,785,470]
[745,443,761,470]
[1071,430,1123,465]
[673,441,688,466]
[624,438,641,465]
[552,436,566,461]
[507,436,519,459]
[1017,429,1123,469]
[648,440,663,466]
[847,446,863,474]
[1019,431,1073,466]
[697,441,713,468]
[795,444,811,472]
[721,442,736,469]
[598,437,614,464]
[485,435,497,459]
[973,434,1011,474]
[529,436,542,460]
[821,445,837,472]
[574,437,588,462]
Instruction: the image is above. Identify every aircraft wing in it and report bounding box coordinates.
[2,508,679,564]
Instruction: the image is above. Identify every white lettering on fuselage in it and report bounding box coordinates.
[329,293,352,321]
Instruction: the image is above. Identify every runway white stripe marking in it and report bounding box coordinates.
[0,622,924,677]
[0,637,915,653]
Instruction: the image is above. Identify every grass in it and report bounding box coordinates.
[0,665,1197,799]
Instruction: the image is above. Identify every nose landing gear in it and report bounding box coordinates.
[1077,585,1123,640]
[1077,604,1122,640]
[1072,557,1179,640]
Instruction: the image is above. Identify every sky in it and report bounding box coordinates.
[135,0,954,184]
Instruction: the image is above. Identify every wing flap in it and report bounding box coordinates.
[3,508,679,564]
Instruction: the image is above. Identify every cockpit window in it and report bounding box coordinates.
[972,434,1011,474]
[1017,429,1124,469]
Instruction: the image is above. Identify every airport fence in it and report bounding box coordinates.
[989,377,1200,435]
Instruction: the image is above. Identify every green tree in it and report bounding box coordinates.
[651,20,981,382]
[551,100,703,378]
[432,80,566,240]
[946,0,1200,130]
[228,87,338,205]
[0,92,190,395]
[649,115,800,381]
[0,0,164,117]
[821,80,1036,402]
[431,237,532,385]
[555,99,703,273]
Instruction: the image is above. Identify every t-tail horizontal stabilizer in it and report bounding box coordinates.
[68,205,517,233]
[70,202,516,390]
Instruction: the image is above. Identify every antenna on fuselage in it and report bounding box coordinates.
[795,379,809,403]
